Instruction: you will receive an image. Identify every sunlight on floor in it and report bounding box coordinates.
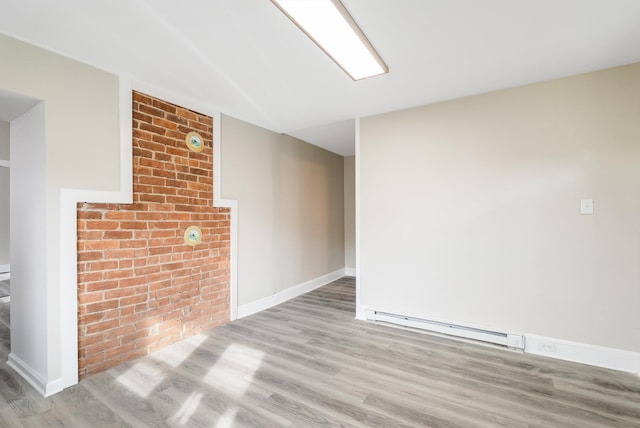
[169,391,203,425]
[203,343,265,398]
[115,359,167,398]
[152,333,209,368]
[206,343,265,428]
[114,334,267,426]
[143,342,267,427]
[215,408,240,428]
[115,333,210,398]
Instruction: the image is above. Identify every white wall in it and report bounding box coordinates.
[0,33,121,393]
[344,156,355,273]
[8,103,48,383]
[360,64,640,355]
[220,114,345,309]
[0,121,9,269]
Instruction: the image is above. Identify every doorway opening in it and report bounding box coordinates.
[0,89,47,394]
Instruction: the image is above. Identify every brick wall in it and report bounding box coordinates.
[76,91,230,378]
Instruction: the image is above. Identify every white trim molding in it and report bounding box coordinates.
[362,307,640,374]
[525,334,640,374]
[133,80,219,120]
[0,264,9,274]
[238,269,346,318]
[7,352,63,397]
[0,160,9,168]
[345,267,356,277]
[58,77,133,391]
[354,117,364,321]
[213,111,238,321]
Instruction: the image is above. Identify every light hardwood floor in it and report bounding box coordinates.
[0,277,639,427]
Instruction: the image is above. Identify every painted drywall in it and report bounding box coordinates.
[220,114,345,306]
[0,34,121,391]
[344,156,356,272]
[360,63,640,353]
[8,103,47,382]
[0,121,8,268]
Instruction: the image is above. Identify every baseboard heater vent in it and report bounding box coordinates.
[365,309,524,350]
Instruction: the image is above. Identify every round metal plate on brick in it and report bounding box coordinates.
[184,226,202,246]
[185,131,204,153]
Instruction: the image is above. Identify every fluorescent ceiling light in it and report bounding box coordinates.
[270,0,388,81]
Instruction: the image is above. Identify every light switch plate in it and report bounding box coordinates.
[580,199,594,215]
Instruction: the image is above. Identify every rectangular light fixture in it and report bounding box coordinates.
[270,0,388,81]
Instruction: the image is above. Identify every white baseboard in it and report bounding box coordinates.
[360,308,640,374]
[0,264,9,274]
[237,268,345,318]
[345,267,356,277]
[364,309,525,350]
[525,334,640,374]
[7,353,64,397]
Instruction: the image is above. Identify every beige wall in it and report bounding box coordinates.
[360,63,640,353]
[0,35,121,193]
[0,34,121,385]
[0,121,8,268]
[344,156,355,271]
[221,114,345,305]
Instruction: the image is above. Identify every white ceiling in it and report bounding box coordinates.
[1,0,640,156]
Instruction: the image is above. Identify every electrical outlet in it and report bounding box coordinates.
[580,199,594,215]
[539,341,556,353]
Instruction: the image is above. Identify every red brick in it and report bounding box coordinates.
[103,231,133,240]
[78,210,103,220]
[104,270,133,280]
[85,319,119,335]
[152,99,177,115]
[174,108,197,121]
[86,221,119,230]
[77,91,229,380]
[138,103,165,119]
[85,300,119,314]
[85,338,120,355]
[85,261,119,272]
[78,291,105,305]
[119,221,149,230]
[86,281,119,293]
[138,140,166,153]
[120,240,148,249]
[77,251,103,262]
[138,193,166,203]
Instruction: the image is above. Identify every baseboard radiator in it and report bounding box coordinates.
[365,309,524,350]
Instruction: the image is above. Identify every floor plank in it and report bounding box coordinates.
[0,276,639,427]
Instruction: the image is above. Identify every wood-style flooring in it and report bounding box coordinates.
[0,279,9,298]
[0,277,639,427]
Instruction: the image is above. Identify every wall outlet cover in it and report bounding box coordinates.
[580,199,594,215]
[539,341,557,353]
